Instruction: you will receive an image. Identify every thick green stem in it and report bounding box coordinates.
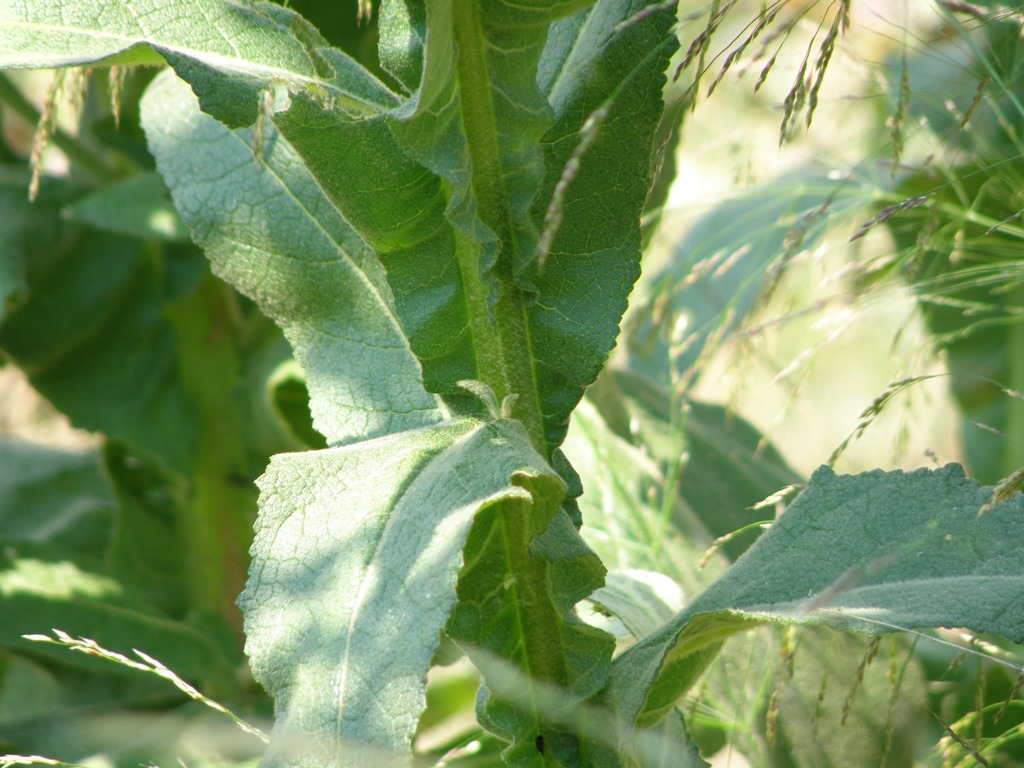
[505,498,568,688]
[451,3,547,457]
[167,272,254,637]
[451,492,571,766]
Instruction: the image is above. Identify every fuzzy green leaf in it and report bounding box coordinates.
[606,464,1024,732]
[238,418,567,767]
[249,0,679,454]
[0,0,366,127]
[527,0,678,449]
[4,0,679,460]
[141,71,441,446]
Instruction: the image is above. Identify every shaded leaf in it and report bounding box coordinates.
[0,176,199,471]
[0,173,76,323]
[103,442,189,616]
[0,542,237,691]
[0,438,114,556]
[63,172,190,241]
[766,629,925,768]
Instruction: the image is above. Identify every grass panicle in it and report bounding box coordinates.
[23,630,268,744]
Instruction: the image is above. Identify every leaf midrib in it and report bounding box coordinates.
[213,118,446,425]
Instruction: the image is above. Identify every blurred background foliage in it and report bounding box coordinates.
[1,0,1024,766]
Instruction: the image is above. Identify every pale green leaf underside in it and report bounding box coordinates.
[0,0,387,126]
[609,463,1024,729]
[0,0,310,69]
[141,71,441,446]
[239,418,565,767]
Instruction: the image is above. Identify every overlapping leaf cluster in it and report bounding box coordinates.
[3,0,679,763]
[2,2,1024,767]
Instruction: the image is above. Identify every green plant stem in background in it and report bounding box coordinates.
[167,271,254,633]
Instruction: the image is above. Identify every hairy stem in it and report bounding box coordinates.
[451,4,546,456]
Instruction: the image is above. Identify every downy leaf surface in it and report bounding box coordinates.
[529,0,678,449]
[605,464,1024,732]
[238,418,568,768]
[268,0,678,454]
[0,0,359,127]
[4,1,681,764]
[142,71,441,446]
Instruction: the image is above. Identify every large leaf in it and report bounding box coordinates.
[141,71,442,446]
[0,177,199,472]
[238,418,569,768]
[267,0,678,456]
[604,463,1024,735]
[527,0,678,449]
[0,0,366,127]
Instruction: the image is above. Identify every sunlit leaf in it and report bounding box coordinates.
[239,418,568,767]
[607,464,1024,731]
